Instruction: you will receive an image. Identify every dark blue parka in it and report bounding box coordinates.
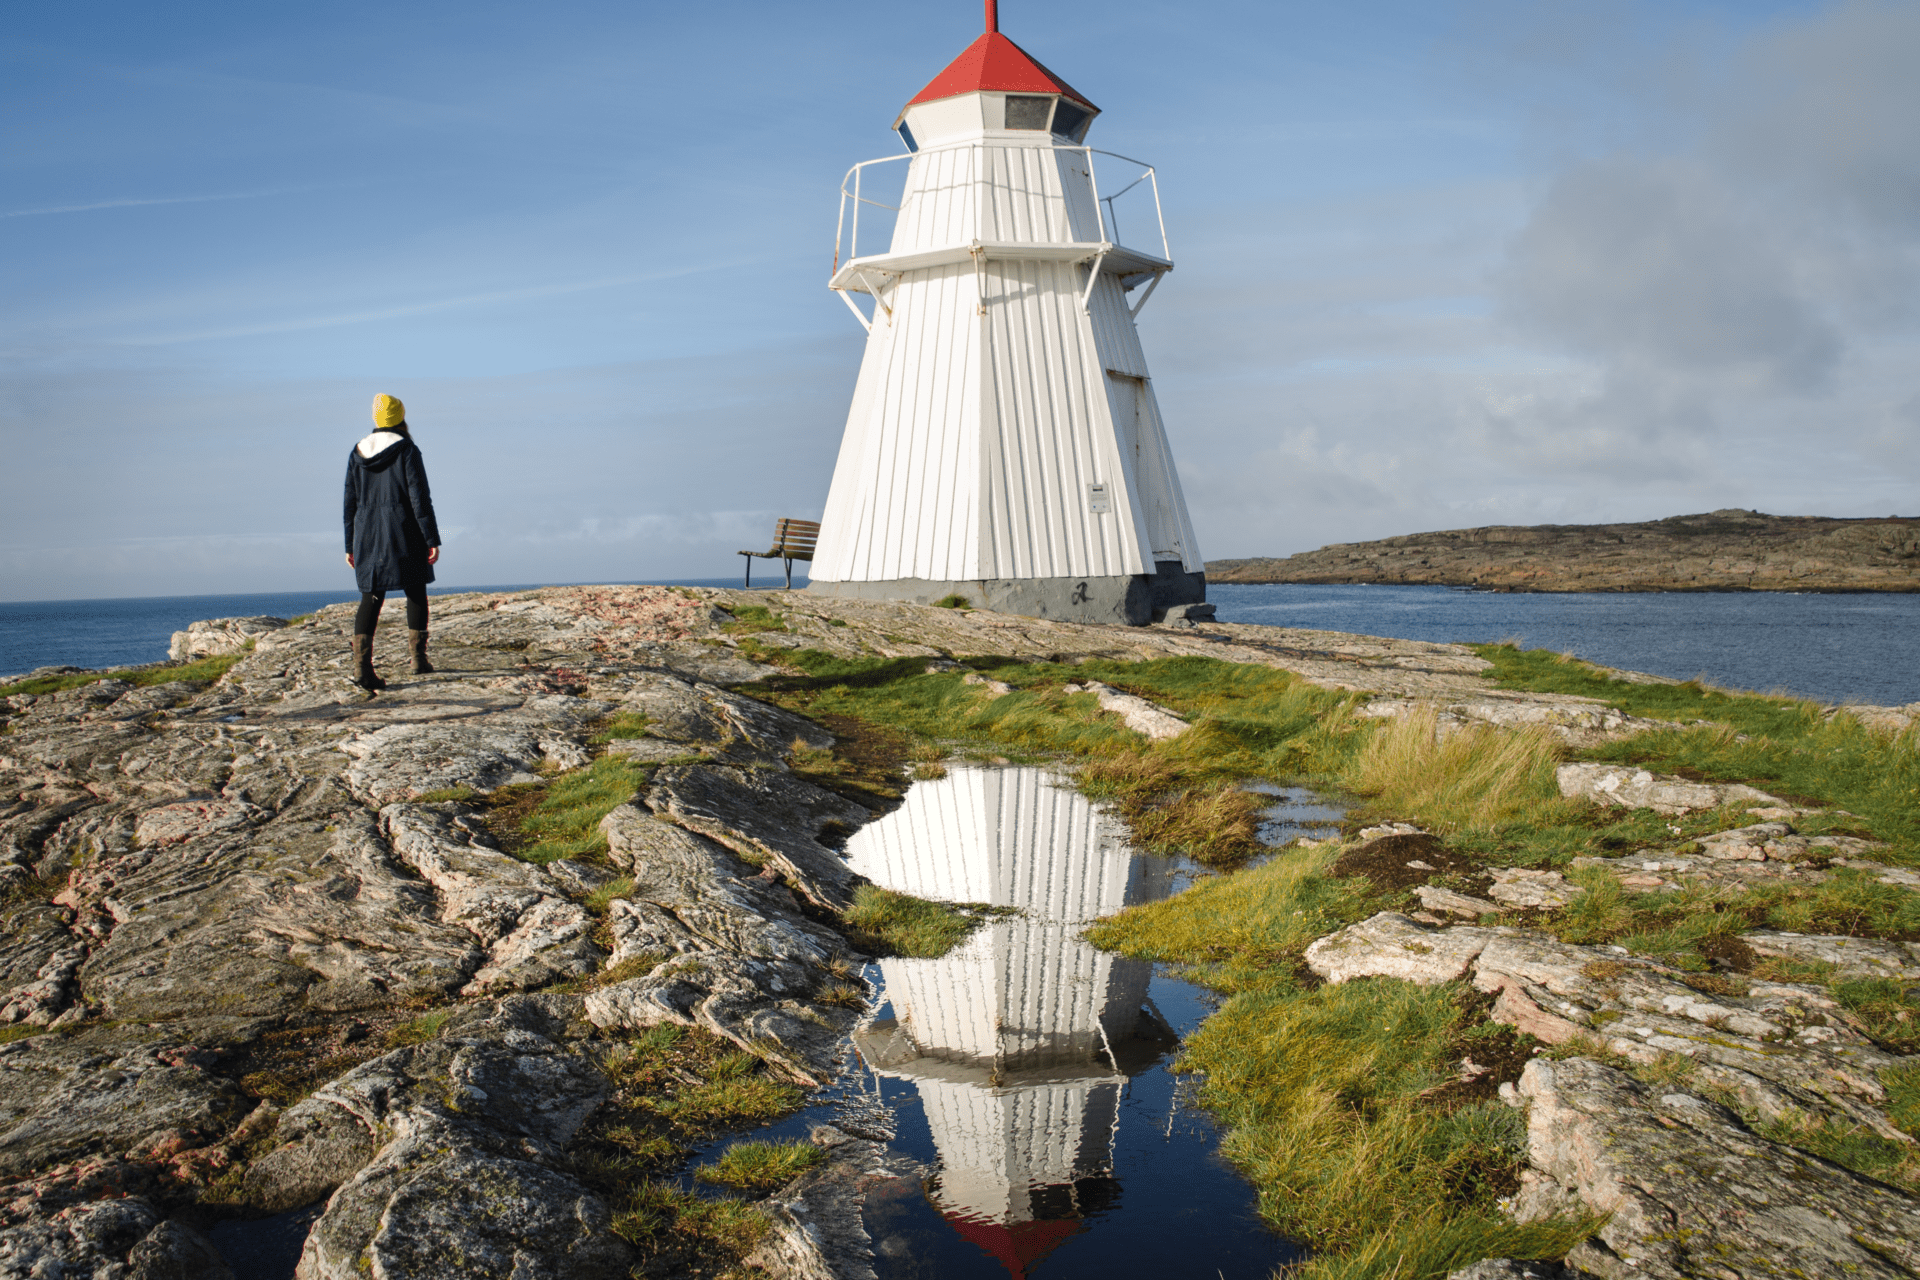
[343,432,441,593]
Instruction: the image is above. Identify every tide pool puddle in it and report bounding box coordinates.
[742,765,1322,1278]
[1246,781,1347,848]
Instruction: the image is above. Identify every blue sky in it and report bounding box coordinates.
[3,0,1915,600]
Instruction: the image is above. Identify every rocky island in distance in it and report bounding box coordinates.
[1208,509,1920,592]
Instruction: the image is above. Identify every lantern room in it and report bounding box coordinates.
[892,29,1100,152]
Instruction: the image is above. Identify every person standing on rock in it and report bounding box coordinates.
[343,393,441,691]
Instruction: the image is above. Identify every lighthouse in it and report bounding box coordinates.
[807,4,1209,626]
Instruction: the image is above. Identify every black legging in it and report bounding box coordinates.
[354,585,428,636]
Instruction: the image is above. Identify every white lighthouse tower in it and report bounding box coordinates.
[807,4,1209,626]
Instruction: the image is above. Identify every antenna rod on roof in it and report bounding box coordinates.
[985,0,997,33]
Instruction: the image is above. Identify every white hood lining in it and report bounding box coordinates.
[357,431,405,458]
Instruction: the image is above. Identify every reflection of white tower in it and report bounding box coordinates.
[807,4,1206,627]
[847,767,1176,1277]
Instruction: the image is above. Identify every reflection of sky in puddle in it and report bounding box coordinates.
[786,765,1313,1279]
[1245,781,1348,848]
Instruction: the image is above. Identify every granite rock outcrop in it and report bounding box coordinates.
[1306,806,1920,1276]
[2,582,1907,1276]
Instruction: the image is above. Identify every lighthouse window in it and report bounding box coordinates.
[896,121,918,153]
[1004,95,1053,130]
[1050,101,1090,141]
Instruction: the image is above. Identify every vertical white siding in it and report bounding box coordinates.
[813,319,892,582]
[979,258,1147,579]
[1129,377,1201,571]
[886,143,1095,255]
[890,147,979,253]
[814,262,981,583]
[1088,273,1200,571]
[1085,272,1148,377]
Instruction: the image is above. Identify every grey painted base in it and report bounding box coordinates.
[807,561,1205,627]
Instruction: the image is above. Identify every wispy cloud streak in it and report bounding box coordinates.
[1,187,323,219]
[121,258,764,346]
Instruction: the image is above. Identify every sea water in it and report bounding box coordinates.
[1210,583,1920,708]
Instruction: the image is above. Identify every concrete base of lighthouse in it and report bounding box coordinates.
[807,561,1205,627]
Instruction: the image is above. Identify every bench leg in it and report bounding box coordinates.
[743,556,751,589]
[784,558,793,590]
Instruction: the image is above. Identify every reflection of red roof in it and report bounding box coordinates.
[906,33,1097,111]
[942,1210,1085,1279]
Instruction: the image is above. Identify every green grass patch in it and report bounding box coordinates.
[385,1007,456,1047]
[1750,1113,1920,1193]
[570,1024,810,1274]
[1086,842,1384,991]
[1885,1061,1920,1135]
[1473,644,1920,861]
[1547,859,1920,960]
[610,1181,768,1258]
[655,1048,805,1129]
[932,593,971,609]
[840,884,988,959]
[584,876,637,914]
[1831,978,1920,1055]
[1090,843,1597,1276]
[722,605,789,636]
[0,651,245,698]
[1,873,63,909]
[550,951,667,996]
[1180,976,1593,1272]
[489,754,650,865]
[1348,706,1572,836]
[590,711,651,743]
[694,1139,826,1193]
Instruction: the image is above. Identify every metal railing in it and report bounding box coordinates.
[832,142,1169,276]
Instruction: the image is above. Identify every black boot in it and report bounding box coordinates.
[408,629,433,675]
[351,634,386,691]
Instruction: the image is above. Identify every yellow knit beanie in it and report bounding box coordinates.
[372,393,406,429]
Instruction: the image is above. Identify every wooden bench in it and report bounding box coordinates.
[738,518,820,589]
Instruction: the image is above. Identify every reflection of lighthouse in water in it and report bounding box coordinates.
[847,767,1177,1277]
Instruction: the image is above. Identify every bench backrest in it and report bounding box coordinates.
[772,518,821,558]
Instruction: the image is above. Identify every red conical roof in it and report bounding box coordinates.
[906,32,1096,111]
[941,1210,1086,1279]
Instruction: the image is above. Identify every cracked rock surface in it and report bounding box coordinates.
[1516,1056,1920,1279]
[746,1127,929,1280]
[4,582,1896,1275]
[1308,809,1920,1276]
[1311,908,1916,1140]
[0,587,896,1276]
